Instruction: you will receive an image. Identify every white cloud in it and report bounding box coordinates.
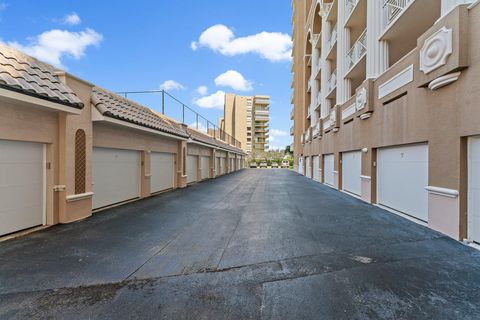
[270,129,288,137]
[189,121,207,133]
[194,90,225,110]
[196,85,208,95]
[269,145,285,151]
[214,70,253,91]
[7,28,102,68]
[159,80,185,91]
[191,24,292,62]
[64,13,81,26]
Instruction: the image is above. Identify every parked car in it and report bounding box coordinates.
[259,162,268,168]
[250,162,257,168]
[271,162,279,168]
[281,160,290,168]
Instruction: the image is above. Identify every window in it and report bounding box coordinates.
[75,129,86,194]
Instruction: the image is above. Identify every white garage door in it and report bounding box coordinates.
[469,136,480,244]
[377,144,428,222]
[342,151,362,196]
[298,157,304,175]
[306,157,312,178]
[151,152,175,193]
[324,154,335,186]
[187,155,198,184]
[313,156,320,181]
[220,158,226,175]
[201,156,210,180]
[92,148,140,209]
[0,140,45,236]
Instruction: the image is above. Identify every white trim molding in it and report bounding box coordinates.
[420,27,453,74]
[428,71,462,90]
[425,186,459,198]
[342,103,357,120]
[66,192,95,202]
[378,65,414,99]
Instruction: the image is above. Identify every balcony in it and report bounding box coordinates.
[312,122,321,138]
[290,126,294,136]
[300,133,305,144]
[255,109,270,116]
[290,91,294,104]
[345,29,367,75]
[307,107,311,119]
[326,69,337,98]
[305,127,312,143]
[307,78,312,93]
[326,23,338,59]
[290,108,294,120]
[315,91,322,111]
[345,0,360,18]
[382,0,414,30]
[314,56,322,79]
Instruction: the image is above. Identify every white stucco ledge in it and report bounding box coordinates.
[425,186,459,198]
[66,192,95,202]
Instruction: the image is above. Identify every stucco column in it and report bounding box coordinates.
[176,141,187,188]
[441,0,474,16]
[320,16,331,119]
[140,151,151,198]
[337,0,351,104]
[311,36,320,126]
[210,149,216,178]
[366,0,389,79]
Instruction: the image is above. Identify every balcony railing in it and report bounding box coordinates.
[290,126,294,136]
[314,56,322,76]
[300,133,305,144]
[345,29,367,72]
[345,0,360,18]
[327,23,337,53]
[312,122,321,138]
[290,108,294,120]
[383,0,414,29]
[307,107,311,119]
[327,69,337,94]
[315,91,322,110]
[307,78,312,92]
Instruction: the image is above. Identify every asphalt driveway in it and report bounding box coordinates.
[1,169,480,319]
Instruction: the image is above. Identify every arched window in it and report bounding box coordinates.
[75,129,86,194]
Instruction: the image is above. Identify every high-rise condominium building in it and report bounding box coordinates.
[291,0,480,243]
[223,93,270,155]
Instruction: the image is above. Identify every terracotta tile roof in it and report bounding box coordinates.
[91,87,189,138]
[0,44,83,108]
[186,127,245,154]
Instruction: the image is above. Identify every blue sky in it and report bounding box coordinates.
[0,0,293,149]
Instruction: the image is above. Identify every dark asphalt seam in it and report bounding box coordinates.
[124,172,249,281]
[215,175,258,269]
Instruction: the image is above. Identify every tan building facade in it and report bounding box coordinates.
[291,0,480,243]
[223,93,270,155]
[0,44,246,238]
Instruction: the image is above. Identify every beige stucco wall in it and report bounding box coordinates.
[297,5,480,240]
[0,100,59,225]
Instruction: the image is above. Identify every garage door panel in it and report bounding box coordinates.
[187,155,198,183]
[377,144,428,222]
[201,156,210,180]
[93,148,140,209]
[313,156,320,181]
[342,151,362,196]
[306,157,312,178]
[469,137,480,243]
[324,154,334,186]
[151,152,175,193]
[0,140,45,236]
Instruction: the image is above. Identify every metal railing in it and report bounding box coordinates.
[327,23,337,53]
[383,0,413,29]
[115,89,242,148]
[346,0,360,18]
[327,69,337,94]
[346,29,367,72]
